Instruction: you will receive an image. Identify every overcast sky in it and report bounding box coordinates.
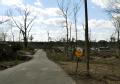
[0,0,115,42]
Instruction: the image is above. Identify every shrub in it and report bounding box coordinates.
[11,43,23,52]
[0,43,15,61]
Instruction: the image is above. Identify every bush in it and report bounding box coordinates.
[46,49,71,62]
[0,43,16,61]
[27,46,34,51]
[11,43,23,52]
[0,42,35,61]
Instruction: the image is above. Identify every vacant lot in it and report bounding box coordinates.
[45,48,120,84]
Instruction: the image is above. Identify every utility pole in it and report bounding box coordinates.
[84,0,90,76]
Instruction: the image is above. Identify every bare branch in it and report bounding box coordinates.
[26,16,36,29]
[27,24,33,37]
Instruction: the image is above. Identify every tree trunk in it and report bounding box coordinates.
[117,30,120,58]
[66,16,69,57]
[24,16,28,48]
[24,36,28,48]
[75,17,77,47]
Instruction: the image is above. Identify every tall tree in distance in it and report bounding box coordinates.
[69,22,72,42]
[107,1,120,58]
[0,32,7,42]
[8,20,15,42]
[73,1,81,47]
[57,0,72,56]
[8,7,36,48]
[0,17,9,42]
[112,16,120,58]
[29,35,33,42]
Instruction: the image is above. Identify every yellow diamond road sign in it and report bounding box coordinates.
[74,47,83,57]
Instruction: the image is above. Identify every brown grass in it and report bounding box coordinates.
[46,49,120,84]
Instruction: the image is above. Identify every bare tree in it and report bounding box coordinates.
[73,1,81,47]
[0,32,7,42]
[112,16,120,57]
[47,31,50,42]
[8,7,36,48]
[0,26,8,42]
[8,20,15,42]
[106,1,120,58]
[29,35,34,42]
[57,0,72,56]
[0,17,10,42]
[69,22,72,42]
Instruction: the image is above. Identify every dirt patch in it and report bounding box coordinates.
[45,49,120,84]
[59,61,120,84]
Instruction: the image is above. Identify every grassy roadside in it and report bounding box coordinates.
[0,60,25,70]
[45,49,71,62]
[45,48,120,84]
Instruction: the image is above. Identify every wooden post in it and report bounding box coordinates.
[84,0,90,76]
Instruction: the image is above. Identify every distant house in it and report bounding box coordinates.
[97,47,110,52]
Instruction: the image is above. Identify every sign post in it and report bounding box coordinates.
[74,47,83,73]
